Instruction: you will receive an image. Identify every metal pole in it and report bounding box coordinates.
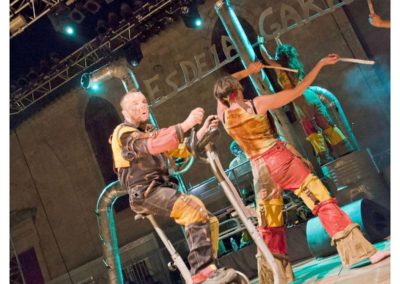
[146,215,192,284]
[214,0,305,154]
[311,86,360,150]
[205,145,283,284]
[96,181,126,284]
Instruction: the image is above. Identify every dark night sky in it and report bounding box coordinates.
[10,0,131,82]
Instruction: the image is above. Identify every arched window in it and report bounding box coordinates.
[85,96,129,212]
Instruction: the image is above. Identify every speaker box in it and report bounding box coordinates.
[321,150,390,209]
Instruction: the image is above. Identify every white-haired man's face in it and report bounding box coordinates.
[121,92,150,125]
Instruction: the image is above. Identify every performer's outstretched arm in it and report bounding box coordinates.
[231,62,266,81]
[369,13,390,28]
[254,54,340,114]
[258,36,281,68]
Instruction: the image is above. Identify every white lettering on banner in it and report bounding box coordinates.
[259,0,354,40]
[143,0,354,107]
[180,61,198,85]
[194,52,208,77]
[147,36,240,107]
[143,74,161,103]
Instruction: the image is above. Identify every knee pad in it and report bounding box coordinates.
[209,216,219,258]
[170,195,209,226]
[258,198,284,227]
[306,132,328,154]
[323,126,346,145]
[294,174,331,212]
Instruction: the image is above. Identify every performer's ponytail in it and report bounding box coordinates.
[213,76,243,107]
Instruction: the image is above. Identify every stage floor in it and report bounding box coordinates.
[250,239,390,284]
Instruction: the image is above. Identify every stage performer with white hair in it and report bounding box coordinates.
[111,91,239,284]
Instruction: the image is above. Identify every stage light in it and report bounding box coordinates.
[181,4,203,29]
[64,25,75,35]
[195,19,202,27]
[10,15,27,36]
[48,5,73,33]
[83,0,101,14]
[90,83,101,91]
[69,7,85,24]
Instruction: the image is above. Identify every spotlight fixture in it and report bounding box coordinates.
[195,18,202,27]
[64,24,75,35]
[181,3,203,29]
[83,0,101,14]
[48,4,73,33]
[10,15,27,36]
[69,7,86,24]
[90,82,101,91]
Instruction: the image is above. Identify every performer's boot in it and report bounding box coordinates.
[306,132,334,165]
[257,252,294,284]
[323,126,354,158]
[257,227,294,283]
[187,222,238,284]
[295,175,390,268]
[314,199,390,267]
[170,195,240,283]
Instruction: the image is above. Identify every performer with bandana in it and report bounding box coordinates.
[214,55,390,283]
[258,37,354,165]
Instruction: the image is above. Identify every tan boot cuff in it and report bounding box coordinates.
[257,253,294,283]
[331,223,377,267]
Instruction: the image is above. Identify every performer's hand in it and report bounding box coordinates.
[181,107,205,132]
[319,54,340,67]
[247,62,266,74]
[369,13,390,28]
[196,115,219,140]
[369,13,382,27]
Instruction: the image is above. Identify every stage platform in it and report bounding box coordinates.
[250,239,390,284]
